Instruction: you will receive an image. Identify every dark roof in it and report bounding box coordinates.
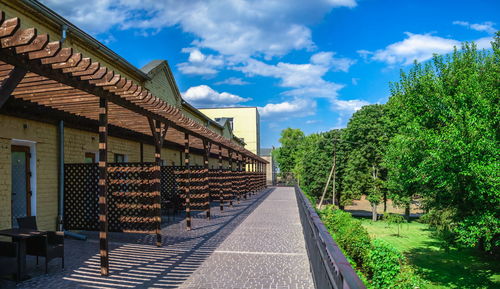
[141,60,164,74]
[260,148,273,156]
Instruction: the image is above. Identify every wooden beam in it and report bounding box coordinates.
[0,66,26,109]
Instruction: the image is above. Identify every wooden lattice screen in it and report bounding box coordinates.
[174,166,209,211]
[64,162,159,233]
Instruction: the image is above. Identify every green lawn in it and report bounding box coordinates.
[361,220,500,289]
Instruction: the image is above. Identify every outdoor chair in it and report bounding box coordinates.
[16,217,64,274]
[0,241,19,281]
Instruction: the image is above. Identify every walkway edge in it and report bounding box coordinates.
[295,185,366,289]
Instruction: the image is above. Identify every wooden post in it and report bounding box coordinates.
[154,121,162,246]
[148,118,168,245]
[228,149,233,207]
[243,157,247,199]
[236,153,241,203]
[203,139,211,219]
[184,133,191,230]
[218,145,223,211]
[98,97,109,276]
[140,142,144,163]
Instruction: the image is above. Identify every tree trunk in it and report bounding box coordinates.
[405,204,410,221]
[383,192,387,213]
[371,203,377,221]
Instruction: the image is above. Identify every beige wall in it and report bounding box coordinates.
[262,155,273,185]
[199,107,260,155]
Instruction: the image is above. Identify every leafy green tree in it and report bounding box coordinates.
[385,35,500,251]
[273,128,304,177]
[343,104,392,221]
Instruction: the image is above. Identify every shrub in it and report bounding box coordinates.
[319,207,424,288]
[383,213,407,237]
[367,239,403,288]
[319,207,371,272]
[420,208,457,250]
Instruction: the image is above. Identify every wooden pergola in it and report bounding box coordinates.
[0,12,267,276]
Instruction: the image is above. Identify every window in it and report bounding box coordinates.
[84,152,96,163]
[114,153,126,163]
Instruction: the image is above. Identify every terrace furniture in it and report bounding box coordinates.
[0,241,19,281]
[16,217,64,274]
[0,228,47,280]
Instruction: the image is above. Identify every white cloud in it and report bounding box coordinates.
[305,119,320,124]
[40,0,126,34]
[215,77,250,86]
[235,52,354,100]
[332,99,369,113]
[42,0,357,59]
[310,51,356,72]
[453,21,497,34]
[363,32,460,65]
[177,48,224,76]
[361,32,495,66]
[258,98,316,120]
[182,85,251,107]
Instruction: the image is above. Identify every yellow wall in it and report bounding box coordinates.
[0,115,223,230]
[199,107,260,155]
[0,115,58,231]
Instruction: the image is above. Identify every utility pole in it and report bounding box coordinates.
[331,143,336,206]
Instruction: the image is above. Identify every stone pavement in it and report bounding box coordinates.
[13,187,314,289]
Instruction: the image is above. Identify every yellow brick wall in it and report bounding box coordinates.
[0,115,220,230]
[0,139,11,230]
[0,115,58,231]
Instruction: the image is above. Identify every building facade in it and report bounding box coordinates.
[199,107,261,155]
[0,0,266,232]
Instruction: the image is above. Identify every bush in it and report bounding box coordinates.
[383,213,407,237]
[319,207,371,271]
[319,207,424,288]
[367,239,403,288]
[420,208,457,249]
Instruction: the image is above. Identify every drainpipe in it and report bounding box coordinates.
[60,24,68,44]
[57,120,64,231]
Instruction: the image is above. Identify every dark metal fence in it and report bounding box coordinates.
[294,185,366,289]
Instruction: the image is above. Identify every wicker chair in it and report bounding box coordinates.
[16,217,64,274]
[0,241,19,281]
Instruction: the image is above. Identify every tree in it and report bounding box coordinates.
[384,35,500,251]
[342,104,392,221]
[273,128,304,179]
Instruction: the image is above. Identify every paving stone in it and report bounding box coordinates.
[16,187,313,289]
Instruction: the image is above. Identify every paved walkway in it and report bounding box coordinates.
[14,187,313,289]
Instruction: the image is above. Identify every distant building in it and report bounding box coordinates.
[199,107,261,155]
[260,148,276,185]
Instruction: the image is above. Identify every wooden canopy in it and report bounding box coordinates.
[0,12,266,163]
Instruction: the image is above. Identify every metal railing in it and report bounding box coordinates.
[295,185,366,289]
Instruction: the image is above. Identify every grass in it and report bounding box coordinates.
[361,219,500,289]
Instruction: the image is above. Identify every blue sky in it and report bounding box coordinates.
[42,0,499,148]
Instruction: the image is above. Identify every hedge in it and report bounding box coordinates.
[318,206,423,289]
